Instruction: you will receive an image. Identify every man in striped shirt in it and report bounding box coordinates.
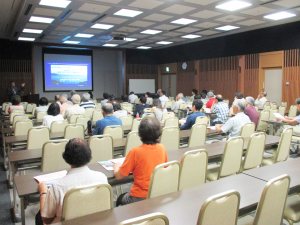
[80,93,95,109]
[211,95,229,126]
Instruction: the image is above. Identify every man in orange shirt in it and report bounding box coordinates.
[114,117,168,205]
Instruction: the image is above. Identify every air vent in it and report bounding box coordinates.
[91,14,106,24]
[24,4,32,16]
[60,9,72,20]
[169,25,189,32]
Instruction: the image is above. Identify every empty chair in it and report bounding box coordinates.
[124,131,142,156]
[14,120,33,136]
[69,114,82,124]
[64,124,85,140]
[84,108,94,119]
[120,115,133,131]
[20,101,28,110]
[76,116,89,130]
[197,190,240,225]
[26,103,36,114]
[62,183,113,221]
[288,105,297,117]
[207,136,244,181]
[92,110,103,126]
[131,118,141,132]
[195,116,209,125]
[188,124,207,148]
[27,126,50,150]
[179,149,208,190]
[240,122,255,139]
[103,125,123,140]
[262,127,293,166]
[120,212,169,225]
[10,111,24,124]
[148,161,180,199]
[160,126,179,151]
[41,140,69,172]
[50,120,69,134]
[164,117,179,128]
[238,175,290,225]
[278,106,286,116]
[36,111,47,122]
[162,112,175,122]
[256,110,270,132]
[12,114,29,129]
[89,135,113,163]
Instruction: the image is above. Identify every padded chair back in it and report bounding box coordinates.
[242,132,266,171]
[197,190,240,225]
[121,103,133,113]
[14,120,33,136]
[125,131,142,156]
[92,110,103,126]
[50,120,68,134]
[165,101,173,109]
[270,102,277,110]
[240,122,255,139]
[4,104,11,114]
[69,114,82,124]
[179,149,207,190]
[288,105,297,117]
[131,118,141,132]
[10,111,24,124]
[188,124,207,148]
[120,116,133,131]
[27,126,50,150]
[12,114,29,129]
[164,117,179,128]
[119,212,169,225]
[160,126,179,151]
[274,127,293,162]
[62,184,113,221]
[219,137,244,178]
[269,109,278,121]
[2,102,11,112]
[89,135,113,162]
[26,103,36,113]
[256,110,270,132]
[84,108,94,119]
[20,102,28,110]
[64,124,85,139]
[195,116,209,125]
[76,116,89,130]
[103,125,123,140]
[41,140,69,172]
[148,161,180,199]
[36,111,47,122]
[278,106,286,116]
[162,112,175,122]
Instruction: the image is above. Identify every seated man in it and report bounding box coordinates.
[211,95,229,126]
[245,96,259,127]
[216,100,251,137]
[158,90,169,108]
[114,117,168,205]
[281,98,300,125]
[36,138,108,225]
[93,103,122,135]
[180,100,206,130]
[64,94,85,120]
[80,93,95,109]
[171,93,185,113]
[128,91,138,104]
[133,96,150,117]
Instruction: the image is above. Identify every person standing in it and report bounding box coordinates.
[7,81,18,102]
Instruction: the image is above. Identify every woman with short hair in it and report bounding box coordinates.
[42,103,64,128]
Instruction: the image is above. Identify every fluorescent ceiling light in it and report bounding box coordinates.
[103,44,118,47]
[29,16,54,24]
[114,9,143,17]
[141,29,162,35]
[39,0,71,8]
[63,40,80,44]
[216,0,252,11]
[23,28,43,34]
[181,34,201,39]
[156,41,173,45]
[216,25,239,31]
[91,23,114,30]
[137,46,152,49]
[264,11,296,21]
[18,37,35,41]
[171,18,197,25]
[75,33,94,38]
[125,37,137,42]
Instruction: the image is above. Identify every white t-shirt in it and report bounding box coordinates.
[64,104,85,119]
[128,94,138,104]
[221,112,251,137]
[113,110,128,118]
[43,114,64,128]
[159,95,169,108]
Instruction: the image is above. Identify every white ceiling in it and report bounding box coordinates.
[2,0,300,49]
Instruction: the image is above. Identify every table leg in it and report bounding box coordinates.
[8,160,16,187]
[12,180,21,223]
[20,197,25,225]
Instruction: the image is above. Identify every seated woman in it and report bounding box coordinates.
[112,101,128,118]
[114,117,168,205]
[152,98,167,122]
[35,97,49,116]
[36,138,108,225]
[42,103,64,129]
[8,95,24,114]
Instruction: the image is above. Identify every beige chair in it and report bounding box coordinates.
[197,190,240,225]
[121,103,133,113]
[119,212,169,225]
[36,111,47,122]
[195,116,209,125]
[62,183,113,221]
[2,102,11,112]
[240,122,255,139]
[12,114,29,129]
[179,149,208,190]
[207,136,244,181]
[241,132,266,171]
[148,161,180,199]
[262,127,293,166]
[160,126,180,151]
[124,131,142,156]
[103,125,123,140]
[41,140,69,172]
[165,101,173,109]
[164,117,179,128]
[50,120,69,134]
[84,108,94,119]
[92,110,103,126]
[76,116,90,130]
[64,124,85,140]
[26,103,36,114]
[256,110,270,132]
[69,114,82,124]
[4,104,11,114]
[89,135,113,163]
[284,193,300,225]
[188,124,207,148]
[278,106,286,116]
[14,120,33,136]
[20,101,28,110]
[288,105,297,117]
[131,118,141,132]
[269,109,278,121]
[27,126,50,150]
[162,112,175,122]
[238,175,290,225]
[120,115,133,131]
[10,111,24,124]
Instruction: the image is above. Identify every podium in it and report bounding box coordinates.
[23,94,39,105]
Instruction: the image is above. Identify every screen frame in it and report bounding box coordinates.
[42,47,93,92]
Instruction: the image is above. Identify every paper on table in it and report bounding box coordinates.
[34,170,67,183]
[99,157,125,171]
[273,113,285,120]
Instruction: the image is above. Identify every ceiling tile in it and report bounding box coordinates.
[78,3,110,14]
[143,13,173,22]
[237,19,265,26]
[161,4,196,15]
[162,31,182,37]
[154,24,179,31]
[129,20,154,27]
[25,23,49,30]
[100,16,128,24]
[116,26,140,33]
[193,21,220,28]
[130,33,148,38]
[69,12,99,21]
[129,0,163,9]
[149,36,167,40]
[191,10,222,19]
[176,27,199,33]
[83,28,105,34]
[49,31,69,36]
[241,6,274,16]
[216,15,245,23]
[184,0,220,6]
[90,0,122,4]
[197,30,219,36]
[55,26,78,32]
[32,7,63,17]
[273,0,300,8]
[61,20,86,27]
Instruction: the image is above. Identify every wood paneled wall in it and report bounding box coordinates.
[244,54,259,97]
[176,61,196,96]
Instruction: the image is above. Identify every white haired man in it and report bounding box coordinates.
[171,93,185,113]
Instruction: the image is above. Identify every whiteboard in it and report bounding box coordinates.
[129,79,155,93]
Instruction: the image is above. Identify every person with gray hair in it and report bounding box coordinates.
[216,99,251,137]
[205,91,217,109]
[59,93,73,116]
[93,102,122,135]
[80,93,95,109]
[245,96,259,127]
[64,94,85,120]
[255,89,268,109]
[171,92,185,113]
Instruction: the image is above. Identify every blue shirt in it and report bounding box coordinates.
[180,111,206,130]
[93,115,122,135]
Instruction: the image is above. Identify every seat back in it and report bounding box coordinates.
[41,140,69,172]
[278,106,286,116]
[164,117,179,128]
[20,102,28,110]
[119,212,169,225]
[120,116,133,131]
[2,102,11,112]
[195,116,209,125]
[131,118,141,132]
[69,114,82,124]
[10,111,24,124]
[12,114,29,129]
[50,120,69,134]
[64,124,85,140]
[89,135,113,162]
[252,175,290,225]
[162,112,175,122]
[269,109,278,121]
[188,124,207,148]
[62,184,113,221]
[256,110,270,132]
[27,127,50,150]
[274,127,293,162]
[125,131,142,156]
[219,137,244,178]
[197,190,240,225]
[4,103,11,114]
[160,126,179,151]
[26,103,36,113]
[288,105,297,117]
[121,103,133,113]
[179,149,207,190]
[36,111,47,122]
[92,110,103,126]
[76,116,89,130]
[240,122,255,139]
[14,120,33,136]
[84,108,94,119]
[148,161,180,199]
[165,101,173,109]
[103,125,123,140]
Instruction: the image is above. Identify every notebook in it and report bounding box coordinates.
[34,170,67,183]
[98,157,125,171]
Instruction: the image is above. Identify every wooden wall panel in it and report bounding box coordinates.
[244,54,259,97]
[176,61,196,96]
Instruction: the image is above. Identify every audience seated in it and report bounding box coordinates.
[245,96,259,127]
[152,99,167,122]
[281,98,300,125]
[101,92,110,106]
[42,103,64,128]
[8,95,24,113]
[112,101,128,118]
[171,93,185,113]
[35,97,49,116]
[230,92,245,115]
[133,96,150,117]
[191,89,198,101]
[128,92,138,104]
[211,95,229,126]
[64,94,85,120]
[80,93,95,109]
[205,91,217,109]
[158,90,169,108]
[145,92,153,106]
[255,89,268,109]
[180,100,206,130]
[59,94,72,117]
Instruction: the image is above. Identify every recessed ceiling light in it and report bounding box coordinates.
[91,23,114,30]
[125,37,137,42]
[137,46,152,49]
[141,29,162,35]
[264,11,296,21]
[171,18,197,25]
[39,0,71,8]
[156,41,173,45]
[114,9,143,17]
[63,40,80,44]
[23,28,43,34]
[18,37,35,41]
[29,16,54,24]
[74,33,94,38]
[216,25,239,31]
[216,0,252,11]
[103,44,118,47]
[181,34,201,39]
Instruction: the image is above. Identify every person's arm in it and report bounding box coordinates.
[38,182,55,224]
[282,117,299,126]
[215,124,223,133]
[180,115,193,130]
[114,151,134,180]
[114,163,126,180]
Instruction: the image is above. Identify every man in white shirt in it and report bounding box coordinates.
[172,93,185,113]
[159,90,169,108]
[128,92,138,104]
[255,90,268,109]
[64,94,85,120]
